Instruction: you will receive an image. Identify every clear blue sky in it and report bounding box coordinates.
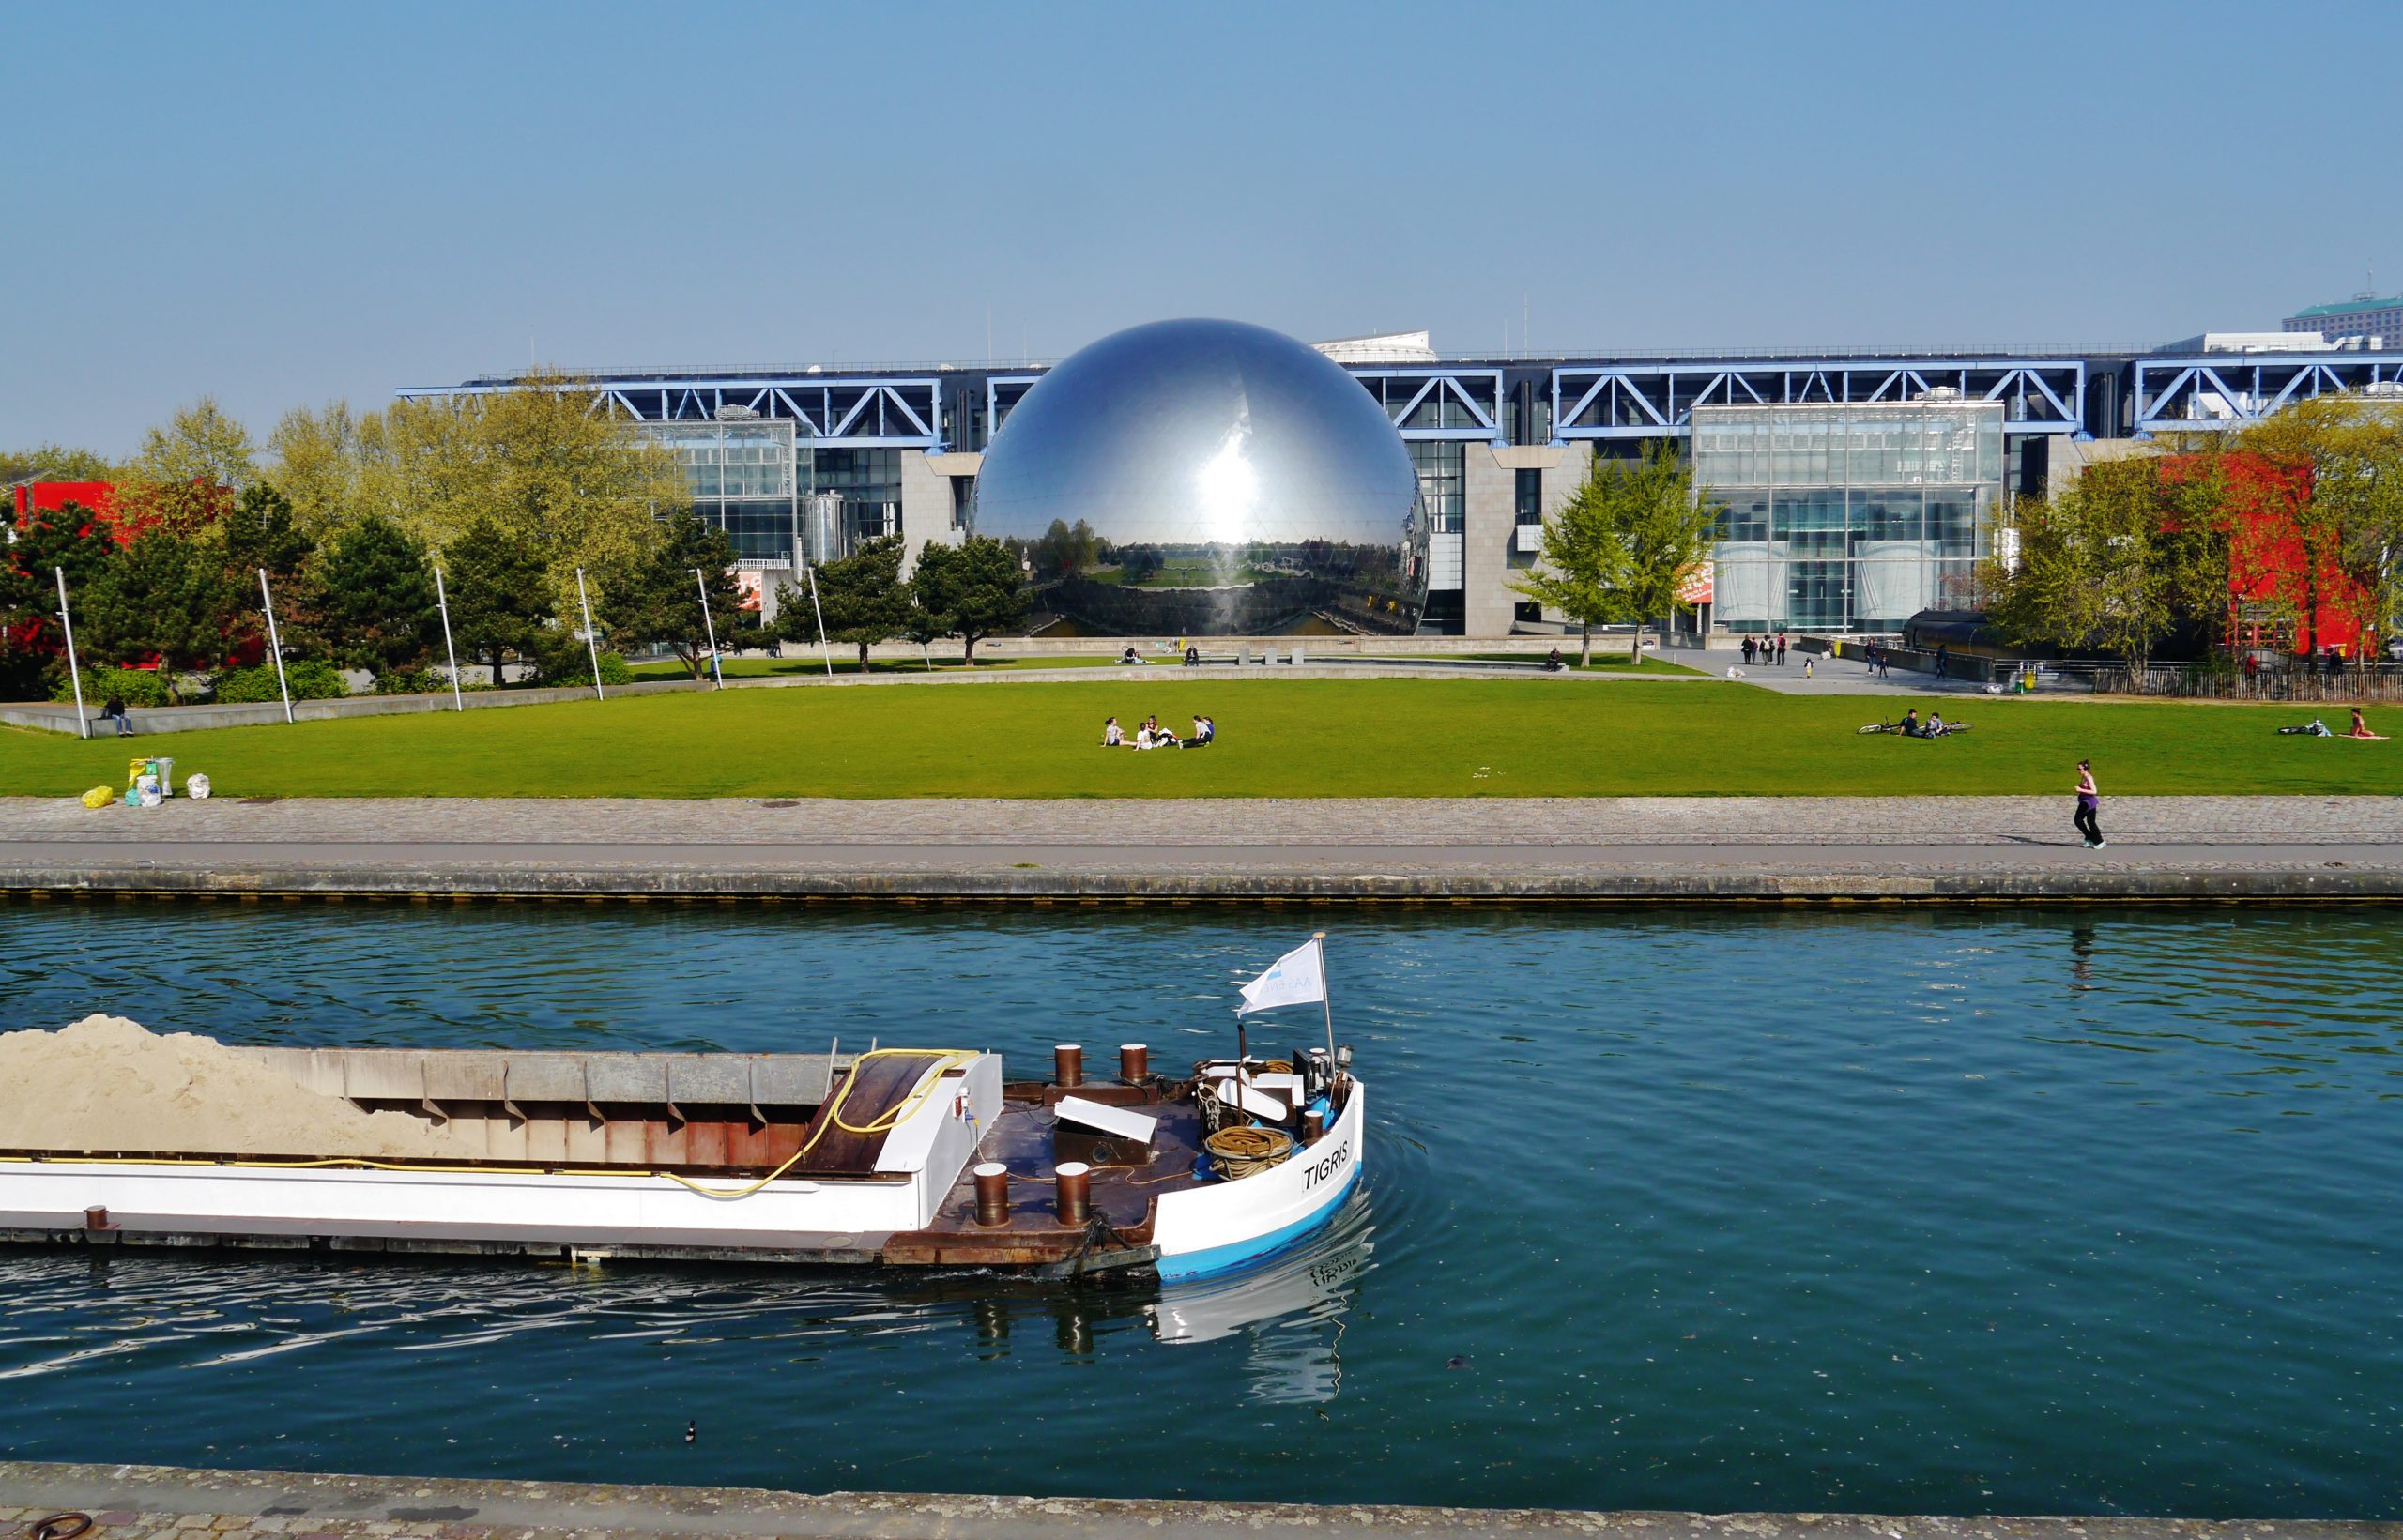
[8,0,2399,456]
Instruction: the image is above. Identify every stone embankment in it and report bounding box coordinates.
[2,1463,2393,1540]
[2,796,2399,903]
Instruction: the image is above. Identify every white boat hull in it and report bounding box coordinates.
[1151,1078,1364,1280]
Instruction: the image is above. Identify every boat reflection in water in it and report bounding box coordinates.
[971,318,1430,637]
[1147,1194,1373,1404]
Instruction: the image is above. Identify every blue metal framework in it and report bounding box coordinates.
[1550,358,2088,442]
[1349,368,1506,441]
[394,375,944,449]
[2131,353,2403,436]
[982,374,1044,447]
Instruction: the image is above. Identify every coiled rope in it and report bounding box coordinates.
[1204,1124,1295,1181]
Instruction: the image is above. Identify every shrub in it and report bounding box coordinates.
[547,649,635,687]
[212,661,347,704]
[51,666,173,709]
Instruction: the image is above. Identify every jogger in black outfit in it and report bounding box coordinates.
[2074,760,2104,848]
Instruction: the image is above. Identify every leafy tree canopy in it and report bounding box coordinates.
[607,511,742,679]
[803,536,914,664]
[1511,443,1720,663]
[77,530,245,696]
[908,537,1028,664]
[318,515,441,675]
[440,517,553,689]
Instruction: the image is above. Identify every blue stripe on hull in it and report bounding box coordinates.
[1154,1162,1361,1282]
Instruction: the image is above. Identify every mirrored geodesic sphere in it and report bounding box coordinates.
[971,318,1428,636]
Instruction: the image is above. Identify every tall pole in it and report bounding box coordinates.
[258,569,294,724]
[693,567,724,689]
[1313,930,1336,1062]
[575,567,605,701]
[805,562,834,677]
[54,567,88,740]
[433,565,464,710]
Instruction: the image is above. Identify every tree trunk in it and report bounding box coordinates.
[1578,622,1592,668]
[857,640,871,669]
[1630,621,1644,666]
[963,633,978,666]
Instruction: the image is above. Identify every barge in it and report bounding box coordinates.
[0,949,1364,1283]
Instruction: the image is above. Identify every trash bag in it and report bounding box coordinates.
[187,772,212,800]
[80,785,115,809]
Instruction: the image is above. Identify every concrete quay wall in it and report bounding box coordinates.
[2,1462,2393,1540]
[4,858,2399,904]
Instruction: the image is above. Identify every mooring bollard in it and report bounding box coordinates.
[1054,1044,1083,1088]
[1119,1043,1149,1083]
[1054,1162,1092,1226]
[83,1206,110,1232]
[973,1161,1010,1227]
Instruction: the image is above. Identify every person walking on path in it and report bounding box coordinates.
[2074,760,2105,848]
[1741,636,1755,666]
[1776,633,1788,666]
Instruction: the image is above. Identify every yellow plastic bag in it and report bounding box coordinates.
[81,785,115,809]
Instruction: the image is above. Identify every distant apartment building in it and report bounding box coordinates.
[2284,294,2403,350]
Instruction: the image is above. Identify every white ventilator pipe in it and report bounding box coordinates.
[575,568,605,701]
[54,567,88,740]
[694,568,723,689]
[805,562,834,677]
[434,565,464,709]
[259,569,294,724]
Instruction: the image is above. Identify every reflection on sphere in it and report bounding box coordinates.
[971,318,1429,636]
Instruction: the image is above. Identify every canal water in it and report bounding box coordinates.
[1,903,2398,1518]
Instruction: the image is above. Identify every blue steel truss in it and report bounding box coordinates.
[2131,353,2403,436]
[1550,358,2088,442]
[394,376,944,449]
[1349,368,1506,440]
[983,374,1043,446]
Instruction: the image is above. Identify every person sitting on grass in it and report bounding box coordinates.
[1103,716,1125,748]
[1927,710,1947,737]
[1900,707,1921,738]
[1185,714,1214,747]
[2351,708,2388,740]
[1145,713,1180,748]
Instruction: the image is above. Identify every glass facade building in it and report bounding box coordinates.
[1692,398,2003,633]
[652,419,804,566]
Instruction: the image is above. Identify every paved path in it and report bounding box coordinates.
[3,796,2397,901]
[3,1462,2393,1540]
[1655,645,1993,697]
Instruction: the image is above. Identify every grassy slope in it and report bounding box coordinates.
[4,679,2397,799]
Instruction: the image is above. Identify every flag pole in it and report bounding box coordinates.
[433,565,464,710]
[1313,930,1335,1062]
[575,567,605,701]
[693,567,724,689]
[259,569,294,724]
[54,567,88,740]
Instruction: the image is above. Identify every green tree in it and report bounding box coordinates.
[318,516,440,677]
[220,482,315,579]
[269,380,685,618]
[1985,457,2227,677]
[114,398,257,540]
[0,502,123,696]
[0,444,115,485]
[608,511,742,679]
[1511,443,1721,664]
[804,536,914,666]
[908,537,1028,665]
[78,530,244,699]
[440,517,552,689]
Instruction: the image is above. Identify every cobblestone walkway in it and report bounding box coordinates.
[5,795,2398,848]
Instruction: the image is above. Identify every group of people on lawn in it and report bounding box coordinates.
[1104,713,1215,751]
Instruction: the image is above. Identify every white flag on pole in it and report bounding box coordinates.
[1237,938,1325,1016]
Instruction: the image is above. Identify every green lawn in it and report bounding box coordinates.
[5,679,2397,799]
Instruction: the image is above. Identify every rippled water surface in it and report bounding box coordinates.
[2,903,2399,1517]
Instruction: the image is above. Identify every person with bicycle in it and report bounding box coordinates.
[1899,706,1921,738]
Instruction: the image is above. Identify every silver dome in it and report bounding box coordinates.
[971,318,1428,636]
